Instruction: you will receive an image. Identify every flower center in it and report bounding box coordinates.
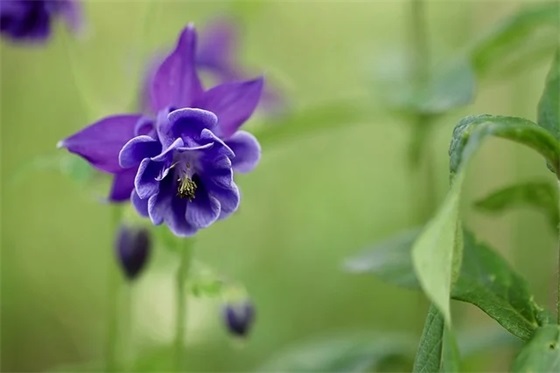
[177,176,197,200]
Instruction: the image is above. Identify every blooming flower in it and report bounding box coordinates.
[223,299,255,337]
[116,224,151,280]
[59,25,263,236]
[0,0,81,43]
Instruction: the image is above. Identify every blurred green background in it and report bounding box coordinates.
[1,1,557,372]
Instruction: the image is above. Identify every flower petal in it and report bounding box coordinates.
[150,25,203,111]
[108,168,137,202]
[186,185,221,229]
[58,114,142,173]
[119,135,161,168]
[167,108,217,141]
[135,159,163,199]
[225,131,261,173]
[197,17,239,81]
[57,0,83,33]
[131,190,149,217]
[166,197,198,237]
[196,77,264,138]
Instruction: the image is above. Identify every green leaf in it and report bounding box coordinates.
[474,180,559,230]
[450,115,560,176]
[344,228,422,289]
[538,48,560,140]
[373,56,475,115]
[11,153,95,186]
[345,229,547,340]
[412,169,464,326]
[441,328,461,373]
[512,325,560,372]
[253,100,371,148]
[470,3,560,79]
[257,332,415,372]
[413,305,444,373]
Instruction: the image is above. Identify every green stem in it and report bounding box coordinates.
[557,180,560,324]
[174,240,194,372]
[106,206,123,372]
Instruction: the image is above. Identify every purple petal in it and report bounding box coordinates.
[108,168,137,202]
[186,189,221,229]
[197,17,240,80]
[150,25,203,111]
[57,0,82,33]
[225,131,261,173]
[135,159,163,199]
[119,135,161,168]
[196,77,264,138]
[132,190,149,217]
[167,108,217,141]
[167,197,197,237]
[212,182,240,219]
[198,128,234,158]
[58,114,142,173]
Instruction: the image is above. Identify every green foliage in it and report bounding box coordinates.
[512,325,560,372]
[257,332,415,372]
[538,48,560,140]
[346,229,547,341]
[411,171,464,326]
[449,114,560,177]
[412,305,445,373]
[441,328,461,373]
[474,180,559,230]
[470,3,560,79]
[12,153,95,186]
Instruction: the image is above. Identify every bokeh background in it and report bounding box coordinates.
[1,1,558,372]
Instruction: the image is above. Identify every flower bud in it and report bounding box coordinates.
[223,300,255,337]
[115,224,151,280]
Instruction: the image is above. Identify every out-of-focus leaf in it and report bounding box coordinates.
[458,327,521,357]
[450,114,560,176]
[512,325,560,372]
[11,153,95,185]
[470,3,560,79]
[345,229,547,341]
[413,305,444,373]
[253,100,371,148]
[257,332,415,372]
[344,228,421,289]
[538,48,560,140]
[474,180,559,230]
[373,56,475,115]
[412,169,464,326]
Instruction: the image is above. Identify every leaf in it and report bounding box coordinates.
[11,152,95,186]
[257,332,415,372]
[343,228,422,289]
[345,229,548,341]
[373,56,475,115]
[253,100,371,148]
[412,169,464,326]
[512,325,560,372]
[449,114,560,176]
[538,48,560,140]
[413,305,444,373]
[470,3,560,79]
[441,328,461,373]
[474,180,559,230]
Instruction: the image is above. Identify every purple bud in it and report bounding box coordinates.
[115,224,151,280]
[223,300,255,337]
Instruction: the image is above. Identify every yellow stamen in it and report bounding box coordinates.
[177,176,197,200]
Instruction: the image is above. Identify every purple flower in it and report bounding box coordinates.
[223,300,255,337]
[0,0,81,43]
[116,224,151,280]
[59,25,263,236]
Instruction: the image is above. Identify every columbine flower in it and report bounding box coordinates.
[0,0,81,43]
[223,299,255,337]
[116,224,151,280]
[59,25,263,236]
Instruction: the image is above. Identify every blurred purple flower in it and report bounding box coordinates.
[223,300,255,337]
[0,0,81,43]
[59,25,263,236]
[142,18,285,115]
[116,224,151,280]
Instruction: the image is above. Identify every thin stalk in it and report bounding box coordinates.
[174,240,194,372]
[557,180,560,324]
[106,206,123,372]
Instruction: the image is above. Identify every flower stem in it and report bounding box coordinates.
[174,239,194,372]
[106,206,124,372]
[556,179,560,324]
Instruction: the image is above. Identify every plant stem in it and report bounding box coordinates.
[557,179,560,324]
[106,206,123,372]
[174,240,194,372]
